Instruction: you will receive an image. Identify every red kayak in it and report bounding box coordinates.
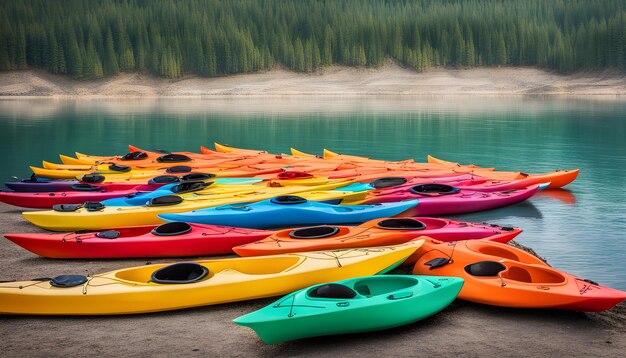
[4,222,273,259]
[360,183,541,215]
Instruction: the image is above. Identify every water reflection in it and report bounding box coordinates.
[534,189,576,205]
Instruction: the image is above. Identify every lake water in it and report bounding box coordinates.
[0,97,625,290]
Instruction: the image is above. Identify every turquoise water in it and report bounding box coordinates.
[0,97,625,290]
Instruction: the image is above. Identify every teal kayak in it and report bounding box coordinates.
[158,196,418,228]
[234,275,463,344]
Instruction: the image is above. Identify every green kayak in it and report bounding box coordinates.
[234,275,463,344]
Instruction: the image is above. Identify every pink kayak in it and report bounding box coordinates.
[365,175,543,192]
[360,183,541,215]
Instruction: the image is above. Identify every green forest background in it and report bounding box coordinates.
[1,0,624,79]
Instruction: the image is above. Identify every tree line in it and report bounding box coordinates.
[0,0,624,79]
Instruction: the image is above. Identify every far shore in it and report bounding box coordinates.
[1,64,625,97]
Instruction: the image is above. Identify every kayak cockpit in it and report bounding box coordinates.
[114,256,303,283]
[306,276,419,299]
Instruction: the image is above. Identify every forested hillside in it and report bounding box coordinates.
[0,0,624,79]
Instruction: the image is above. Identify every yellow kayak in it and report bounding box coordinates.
[23,185,364,231]
[0,240,422,315]
[214,142,268,154]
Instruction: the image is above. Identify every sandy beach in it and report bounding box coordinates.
[0,202,624,357]
[1,64,625,97]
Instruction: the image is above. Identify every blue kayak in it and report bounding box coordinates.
[158,196,419,228]
[101,178,265,207]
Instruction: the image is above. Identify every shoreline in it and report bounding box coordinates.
[1,64,625,98]
[0,203,624,356]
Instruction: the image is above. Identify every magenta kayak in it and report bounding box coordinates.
[360,183,541,215]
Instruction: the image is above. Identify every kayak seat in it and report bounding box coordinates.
[50,275,88,288]
[354,277,417,297]
[81,174,106,183]
[157,154,192,163]
[121,151,148,161]
[289,226,340,239]
[149,175,179,184]
[377,218,426,230]
[410,184,461,196]
[271,196,307,205]
[147,195,183,207]
[180,173,216,182]
[108,164,131,173]
[308,284,357,299]
[152,222,192,236]
[70,183,102,192]
[371,177,407,189]
[150,263,209,284]
[170,181,210,194]
[465,261,506,277]
[501,266,566,284]
[96,230,121,239]
[165,166,192,174]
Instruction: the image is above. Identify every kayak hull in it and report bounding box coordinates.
[234,275,463,344]
[233,217,521,257]
[412,239,626,311]
[4,223,273,259]
[158,200,418,229]
[361,185,540,215]
[0,241,422,315]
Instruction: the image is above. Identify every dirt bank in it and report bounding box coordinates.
[0,203,624,357]
[0,64,624,97]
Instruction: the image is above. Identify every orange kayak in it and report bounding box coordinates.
[412,238,626,311]
[233,217,521,257]
[427,155,579,189]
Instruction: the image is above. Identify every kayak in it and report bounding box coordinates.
[69,165,285,182]
[100,180,271,207]
[0,241,422,315]
[4,222,273,259]
[32,154,271,179]
[214,142,268,154]
[0,183,162,209]
[158,197,419,228]
[412,238,626,311]
[2,173,222,193]
[22,184,367,231]
[4,176,83,192]
[234,275,463,344]
[326,174,543,193]
[427,155,579,189]
[0,174,251,208]
[233,217,521,257]
[357,183,541,215]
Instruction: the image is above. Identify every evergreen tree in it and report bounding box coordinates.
[104,29,119,75]
[0,0,623,76]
